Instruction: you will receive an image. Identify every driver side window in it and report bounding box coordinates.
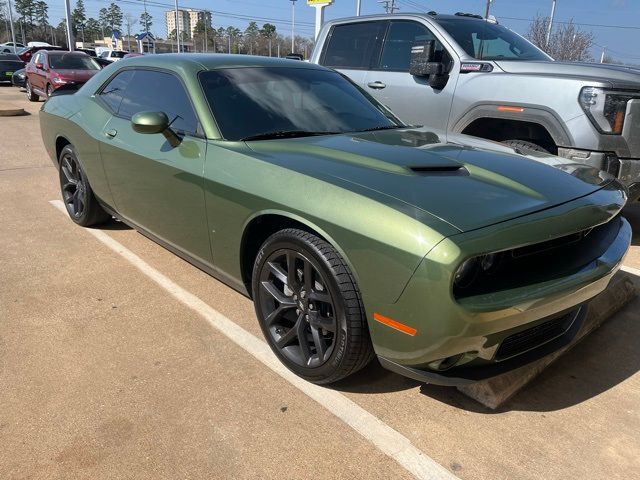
[100,69,200,136]
[379,21,451,72]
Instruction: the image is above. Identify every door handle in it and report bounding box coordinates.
[367,81,387,90]
[105,129,117,138]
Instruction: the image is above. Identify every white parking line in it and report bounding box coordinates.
[49,199,458,480]
[621,265,640,277]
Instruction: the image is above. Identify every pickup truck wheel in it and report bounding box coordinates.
[252,228,374,384]
[25,81,38,102]
[503,139,550,154]
[58,145,110,227]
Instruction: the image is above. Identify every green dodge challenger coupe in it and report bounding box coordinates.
[40,55,631,385]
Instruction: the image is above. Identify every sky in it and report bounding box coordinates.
[39,0,640,63]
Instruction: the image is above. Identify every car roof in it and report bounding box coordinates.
[120,53,327,72]
[324,12,488,24]
[46,50,88,56]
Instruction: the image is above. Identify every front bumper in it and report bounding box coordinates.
[368,187,630,386]
[558,148,640,201]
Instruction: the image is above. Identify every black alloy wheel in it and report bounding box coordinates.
[253,229,374,384]
[259,248,338,369]
[60,150,87,220]
[58,145,110,227]
[46,84,54,98]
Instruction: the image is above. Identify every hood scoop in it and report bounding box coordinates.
[409,165,469,176]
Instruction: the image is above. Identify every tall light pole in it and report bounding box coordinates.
[485,0,492,19]
[356,0,361,16]
[6,0,17,53]
[174,0,181,52]
[290,0,296,53]
[64,0,74,51]
[545,0,557,47]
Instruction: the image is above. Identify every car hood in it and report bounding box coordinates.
[52,69,99,82]
[495,60,640,89]
[246,128,617,233]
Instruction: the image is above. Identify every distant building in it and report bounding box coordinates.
[165,9,212,39]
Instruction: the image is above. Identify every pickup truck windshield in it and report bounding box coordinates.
[199,67,402,141]
[437,19,551,61]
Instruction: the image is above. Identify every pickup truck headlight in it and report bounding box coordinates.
[579,86,640,135]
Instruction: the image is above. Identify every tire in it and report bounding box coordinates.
[46,84,53,98]
[58,145,110,227]
[252,228,374,384]
[25,80,38,102]
[502,139,550,154]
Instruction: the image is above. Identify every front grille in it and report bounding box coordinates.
[495,311,576,361]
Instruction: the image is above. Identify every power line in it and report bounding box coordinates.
[500,15,640,32]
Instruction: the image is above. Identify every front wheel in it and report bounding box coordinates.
[252,228,374,384]
[58,145,110,227]
[46,84,54,98]
[25,80,38,101]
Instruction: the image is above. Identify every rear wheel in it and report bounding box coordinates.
[502,139,550,155]
[252,228,374,384]
[25,80,38,101]
[58,145,110,227]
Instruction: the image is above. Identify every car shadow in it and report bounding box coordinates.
[623,202,640,246]
[330,286,640,413]
[93,217,132,231]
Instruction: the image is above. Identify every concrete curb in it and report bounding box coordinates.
[0,101,26,116]
[457,270,639,409]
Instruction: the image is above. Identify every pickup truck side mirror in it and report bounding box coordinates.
[409,40,449,90]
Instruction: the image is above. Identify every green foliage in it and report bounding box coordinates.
[98,3,122,32]
[139,11,152,33]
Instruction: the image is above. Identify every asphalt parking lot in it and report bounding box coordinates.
[1,83,639,480]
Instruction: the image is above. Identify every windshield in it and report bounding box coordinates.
[199,67,402,141]
[49,54,100,70]
[437,19,551,61]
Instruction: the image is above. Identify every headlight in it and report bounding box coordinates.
[579,86,640,135]
[453,253,501,290]
[51,77,67,85]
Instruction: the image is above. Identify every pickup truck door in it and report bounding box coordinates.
[317,20,388,90]
[363,20,458,131]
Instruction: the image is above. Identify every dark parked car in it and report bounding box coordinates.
[0,53,25,83]
[25,50,101,100]
[11,68,26,88]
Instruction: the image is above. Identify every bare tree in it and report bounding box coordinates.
[526,15,594,62]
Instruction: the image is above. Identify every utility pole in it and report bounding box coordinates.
[356,0,361,16]
[6,0,17,53]
[377,0,398,14]
[485,0,492,19]
[545,0,557,48]
[64,0,74,51]
[204,11,208,52]
[174,0,181,52]
[290,0,297,53]
[600,46,606,63]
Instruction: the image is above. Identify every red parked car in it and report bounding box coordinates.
[25,50,101,100]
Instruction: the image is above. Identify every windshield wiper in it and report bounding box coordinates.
[241,130,340,141]
[359,125,407,132]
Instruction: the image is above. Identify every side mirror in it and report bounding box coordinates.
[131,111,181,147]
[410,40,449,90]
[35,62,44,70]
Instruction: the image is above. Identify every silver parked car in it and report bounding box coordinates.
[311,12,640,201]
